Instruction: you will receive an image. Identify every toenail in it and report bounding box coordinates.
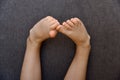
[66,20,69,22]
[47,16,52,18]
[71,18,74,21]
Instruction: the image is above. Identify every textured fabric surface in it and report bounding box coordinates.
[0,0,120,80]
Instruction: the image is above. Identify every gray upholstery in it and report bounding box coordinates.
[0,0,120,80]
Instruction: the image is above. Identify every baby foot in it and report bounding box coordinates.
[58,18,90,47]
[29,16,60,43]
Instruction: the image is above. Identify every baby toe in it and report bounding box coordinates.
[73,18,79,25]
[74,17,83,25]
[46,16,55,21]
[70,18,77,25]
[50,20,59,26]
[74,17,81,22]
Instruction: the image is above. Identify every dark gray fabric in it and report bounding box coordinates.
[0,0,120,80]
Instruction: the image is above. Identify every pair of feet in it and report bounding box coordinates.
[29,16,90,47]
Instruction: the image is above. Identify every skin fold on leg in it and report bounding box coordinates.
[20,16,91,80]
[58,18,91,80]
[20,16,59,80]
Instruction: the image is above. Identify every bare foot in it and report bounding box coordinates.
[29,16,60,43]
[58,18,90,47]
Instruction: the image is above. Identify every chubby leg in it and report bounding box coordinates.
[20,16,59,80]
[58,18,91,80]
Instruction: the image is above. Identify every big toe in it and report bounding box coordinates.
[49,30,57,38]
[57,25,66,33]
